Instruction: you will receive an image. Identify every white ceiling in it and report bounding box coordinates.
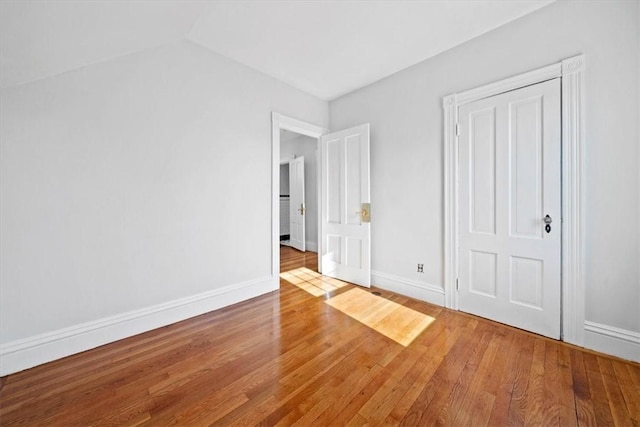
[0,0,555,99]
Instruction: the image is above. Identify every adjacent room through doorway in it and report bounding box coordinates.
[278,129,319,255]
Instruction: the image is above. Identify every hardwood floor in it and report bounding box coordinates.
[1,246,639,426]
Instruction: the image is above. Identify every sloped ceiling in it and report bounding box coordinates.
[0,1,206,89]
[0,0,555,100]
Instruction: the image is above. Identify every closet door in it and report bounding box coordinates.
[458,79,561,339]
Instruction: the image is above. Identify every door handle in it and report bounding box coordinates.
[356,203,371,223]
[544,215,552,233]
[297,204,305,215]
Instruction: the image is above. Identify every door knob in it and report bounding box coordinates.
[357,203,371,223]
[543,215,552,224]
[298,204,305,215]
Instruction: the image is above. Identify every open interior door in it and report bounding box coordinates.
[320,124,370,287]
[289,156,305,252]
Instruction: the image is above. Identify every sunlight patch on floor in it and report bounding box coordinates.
[325,288,435,346]
[280,267,349,297]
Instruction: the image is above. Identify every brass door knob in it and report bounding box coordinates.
[357,203,371,223]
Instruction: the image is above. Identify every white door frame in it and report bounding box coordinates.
[443,55,586,346]
[271,113,327,290]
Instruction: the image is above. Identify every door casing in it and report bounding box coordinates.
[271,113,327,290]
[443,55,586,346]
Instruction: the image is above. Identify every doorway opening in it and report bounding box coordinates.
[272,113,372,291]
[271,113,325,289]
[279,130,318,253]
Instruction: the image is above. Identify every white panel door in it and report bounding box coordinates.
[320,124,370,287]
[458,79,561,339]
[289,156,305,252]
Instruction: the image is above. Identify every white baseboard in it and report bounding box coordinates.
[0,276,274,376]
[371,270,445,306]
[584,321,640,363]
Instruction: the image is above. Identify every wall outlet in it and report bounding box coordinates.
[417,264,424,273]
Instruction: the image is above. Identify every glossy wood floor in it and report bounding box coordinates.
[1,246,639,426]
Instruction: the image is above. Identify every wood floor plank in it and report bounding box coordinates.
[506,332,536,425]
[583,352,617,425]
[264,344,372,425]
[383,320,452,424]
[611,359,640,424]
[556,344,579,427]
[399,322,480,425]
[1,246,638,426]
[486,329,521,426]
[355,344,428,424]
[448,330,504,426]
[598,356,635,426]
[524,338,547,425]
[309,362,384,425]
[570,348,598,427]
[425,325,494,426]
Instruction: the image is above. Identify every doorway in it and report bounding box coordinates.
[279,130,318,253]
[443,55,586,345]
[271,113,325,287]
[271,113,372,290]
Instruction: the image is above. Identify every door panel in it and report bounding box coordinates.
[469,107,496,235]
[320,124,370,287]
[510,256,543,308]
[289,156,305,252]
[458,78,561,339]
[469,250,497,297]
[510,96,544,238]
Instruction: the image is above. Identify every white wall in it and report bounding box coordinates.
[281,134,319,251]
[637,1,640,329]
[330,0,640,336]
[279,164,290,196]
[0,39,328,370]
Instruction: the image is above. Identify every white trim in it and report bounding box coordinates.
[443,55,586,346]
[443,93,458,310]
[271,113,326,283]
[0,276,273,376]
[584,321,640,363]
[560,55,586,346]
[372,270,445,306]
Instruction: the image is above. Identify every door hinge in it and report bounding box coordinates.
[455,123,460,136]
[456,278,459,291]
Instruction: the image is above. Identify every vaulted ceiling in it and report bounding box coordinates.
[0,0,555,100]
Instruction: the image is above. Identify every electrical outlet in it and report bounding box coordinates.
[417,264,424,273]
